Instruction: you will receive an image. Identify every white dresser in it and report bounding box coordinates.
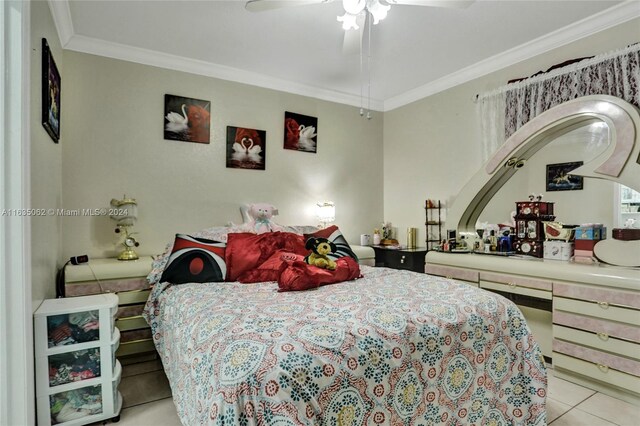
[426,251,640,405]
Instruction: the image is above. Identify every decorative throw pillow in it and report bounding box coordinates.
[304,225,359,262]
[237,250,304,283]
[225,232,306,282]
[277,257,361,292]
[160,234,226,284]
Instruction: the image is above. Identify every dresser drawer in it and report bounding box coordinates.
[553,311,640,343]
[118,289,151,305]
[425,264,479,286]
[116,339,156,357]
[480,280,551,300]
[553,325,640,360]
[480,271,552,292]
[554,282,640,310]
[116,315,149,331]
[554,297,640,325]
[553,352,640,395]
[376,249,426,273]
[554,339,640,377]
[65,277,150,297]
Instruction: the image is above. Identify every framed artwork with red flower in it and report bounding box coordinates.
[164,94,211,144]
[283,111,318,153]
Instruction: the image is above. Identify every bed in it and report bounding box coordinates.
[142,227,546,425]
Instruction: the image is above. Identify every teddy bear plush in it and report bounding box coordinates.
[246,203,283,234]
[304,237,337,270]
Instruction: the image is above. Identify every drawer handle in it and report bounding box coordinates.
[597,363,609,373]
[596,332,609,341]
[401,255,405,264]
[597,301,609,309]
[446,276,452,279]
[508,282,517,288]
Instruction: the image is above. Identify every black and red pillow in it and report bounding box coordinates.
[160,234,226,284]
[304,225,358,262]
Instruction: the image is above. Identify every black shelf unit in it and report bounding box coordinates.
[425,200,442,251]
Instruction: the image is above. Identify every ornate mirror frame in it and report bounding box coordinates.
[447,95,640,234]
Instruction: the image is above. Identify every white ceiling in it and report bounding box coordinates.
[51,0,638,110]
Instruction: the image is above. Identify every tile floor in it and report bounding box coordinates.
[111,366,639,425]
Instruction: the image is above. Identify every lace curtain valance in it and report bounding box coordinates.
[477,43,640,162]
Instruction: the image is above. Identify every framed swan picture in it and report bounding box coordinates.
[164,94,211,144]
[284,111,318,153]
[42,38,61,143]
[226,126,266,170]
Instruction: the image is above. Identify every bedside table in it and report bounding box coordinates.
[372,246,427,273]
[64,258,156,363]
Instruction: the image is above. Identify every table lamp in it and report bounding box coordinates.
[316,201,335,228]
[110,196,139,261]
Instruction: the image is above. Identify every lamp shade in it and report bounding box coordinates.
[110,197,137,226]
[317,201,336,225]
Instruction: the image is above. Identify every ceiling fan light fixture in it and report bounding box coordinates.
[343,0,366,14]
[367,0,391,24]
[339,0,391,30]
[337,12,360,30]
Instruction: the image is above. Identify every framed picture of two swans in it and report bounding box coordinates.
[164,94,211,144]
[226,126,266,170]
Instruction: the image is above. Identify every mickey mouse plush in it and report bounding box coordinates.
[304,237,337,270]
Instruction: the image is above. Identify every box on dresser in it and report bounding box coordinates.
[543,241,574,261]
[64,258,155,364]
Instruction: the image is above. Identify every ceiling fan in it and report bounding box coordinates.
[246,0,474,53]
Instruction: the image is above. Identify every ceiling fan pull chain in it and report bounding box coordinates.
[367,11,372,120]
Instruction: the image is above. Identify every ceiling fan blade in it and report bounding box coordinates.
[342,14,366,55]
[245,0,333,12]
[385,0,474,8]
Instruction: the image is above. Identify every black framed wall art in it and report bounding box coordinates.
[42,38,61,143]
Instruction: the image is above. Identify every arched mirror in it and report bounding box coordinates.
[447,95,640,236]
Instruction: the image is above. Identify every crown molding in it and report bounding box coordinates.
[64,33,384,111]
[49,0,636,113]
[47,0,74,47]
[383,1,640,111]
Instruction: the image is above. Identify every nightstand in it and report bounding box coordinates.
[372,246,427,273]
[64,258,156,363]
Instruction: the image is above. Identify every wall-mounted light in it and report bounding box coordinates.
[316,201,336,228]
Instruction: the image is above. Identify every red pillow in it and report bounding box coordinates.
[237,250,304,283]
[225,232,306,282]
[277,257,361,292]
[304,225,358,262]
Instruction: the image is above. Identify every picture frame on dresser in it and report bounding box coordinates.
[545,161,584,191]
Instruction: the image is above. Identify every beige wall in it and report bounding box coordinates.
[383,19,640,246]
[31,1,63,305]
[60,52,384,259]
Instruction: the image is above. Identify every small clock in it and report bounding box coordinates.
[523,206,532,215]
[521,242,532,253]
[124,236,139,248]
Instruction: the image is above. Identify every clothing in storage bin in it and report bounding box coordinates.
[49,385,103,425]
[47,310,100,347]
[48,348,101,386]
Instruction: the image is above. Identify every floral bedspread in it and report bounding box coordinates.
[143,266,546,425]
